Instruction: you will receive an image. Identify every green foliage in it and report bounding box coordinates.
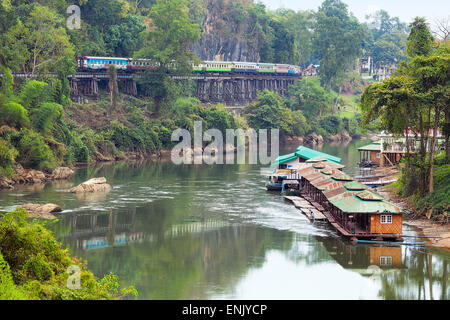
[0,251,31,300]
[19,80,51,110]
[30,102,63,135]
[313,0,366,89]
[318,115,344,135]
[0,102,30,128]
[0,67,14,97]
[243,90,305,138]
[0,138,18,177]
[0,209,138,300]
[407,17,434,58]
[363,10,409,74]
[135,0,201,68]
[288,77,333,118]
[9,128,58,170]
[105,15,145,57]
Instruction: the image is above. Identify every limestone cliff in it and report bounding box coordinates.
[192,0,265,62]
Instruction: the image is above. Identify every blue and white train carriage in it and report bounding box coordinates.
[77,56,129,71]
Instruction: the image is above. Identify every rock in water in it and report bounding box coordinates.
[52,167,75,180]
[69,177,112,193]
[19,203,62,213]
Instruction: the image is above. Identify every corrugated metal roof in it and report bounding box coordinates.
[326,162,346,170]
[332,172,354,181]
[358,144,381,151]
[344,181,367,191]
[355,190,384,201]
[271,153,298,167]
[296,146,342,164]
[273,146,342,167]
[298,162,404,214]
[306,156,328,163]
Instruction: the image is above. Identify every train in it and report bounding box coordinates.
[77,56,302,76]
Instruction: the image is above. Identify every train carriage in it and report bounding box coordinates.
[231,61,258,74]
[76,56,302,76]
[78,56,129,71]
[193,61,233,73]
[256,63,276,74]
[128,59,160,71]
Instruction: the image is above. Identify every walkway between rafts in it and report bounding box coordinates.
[284,196,327,221]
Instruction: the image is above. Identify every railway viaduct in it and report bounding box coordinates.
[7,72,301,105]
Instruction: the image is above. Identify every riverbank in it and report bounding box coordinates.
[377,180,450,250]
[0,164,75,190]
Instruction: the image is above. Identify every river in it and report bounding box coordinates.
[0,140,448,300]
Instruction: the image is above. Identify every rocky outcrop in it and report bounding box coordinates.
[329,131,352,142]
[68,177,112,193]
[305,133,324,145]
[0,177,15,189]
[51,167,75,180]
[0,164,76,190]
[283,136,304,145]
[192,0,263,62]
[19,203,63,214]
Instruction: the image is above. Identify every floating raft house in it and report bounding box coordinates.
[273,147,405,241]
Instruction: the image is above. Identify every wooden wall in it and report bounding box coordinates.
[369,246,402,267]
[370,214,402,234]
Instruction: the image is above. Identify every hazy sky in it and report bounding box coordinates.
[259,0,450,24]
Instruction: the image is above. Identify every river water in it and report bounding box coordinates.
[0,140,448,300]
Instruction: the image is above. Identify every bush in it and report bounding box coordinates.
[0,102,30,129]
[19,80,51,110]
[0,252,31,300]
[9,128,58,170]
[318,116,344,135]
[0,138,18,171]
[30,102,63,135]
[0,209,138,300]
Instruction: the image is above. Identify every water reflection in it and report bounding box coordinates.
[0,140,448,300]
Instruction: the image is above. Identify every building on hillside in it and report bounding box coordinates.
[359,130,445,167]
[302,64,319,77]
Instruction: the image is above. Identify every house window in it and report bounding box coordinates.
[380,215,393,224]
[380,256,392,266]
[376,153,380,159]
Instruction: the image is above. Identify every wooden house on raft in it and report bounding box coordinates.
[316,237,405,272]
[267,147,344,191]
[296,161,404,241]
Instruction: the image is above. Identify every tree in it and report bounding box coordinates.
[104,14,145,57]
[0,19,30,72]
[243,90,298,138]
[360,19,450,200]
[313,0,366,89]
[135,0,201,70]
[407,17,434,58]
[288,77,333,119]
[23,5,74,75]
[0,102,30,129]
[134,0,202,115]
[108,64,119,114]
[409,44,450,194]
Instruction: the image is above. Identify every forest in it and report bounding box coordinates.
[0,0,449,301]
[0,0,412,172]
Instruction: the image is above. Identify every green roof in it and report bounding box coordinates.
[328,195,402,213]
[296,146,342,164]
[271,153,298,167]
[358,144,381,151]
[297,162,404,214]
[272,146,342,167]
